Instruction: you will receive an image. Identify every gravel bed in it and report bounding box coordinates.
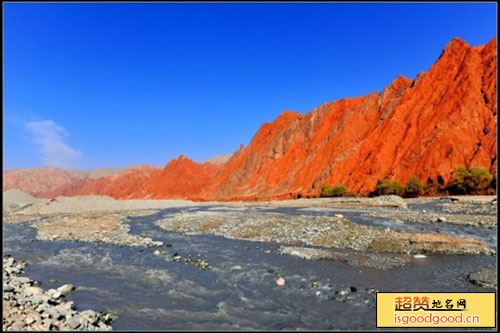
[3,256,115,331]
[154,211,494,256]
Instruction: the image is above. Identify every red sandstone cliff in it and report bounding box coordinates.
[4,37,496,201]
[199,37,497,200]
[145,156,222,199]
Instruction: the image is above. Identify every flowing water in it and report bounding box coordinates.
[3,205,496,330]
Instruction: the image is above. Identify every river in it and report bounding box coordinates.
[3,205,495,330]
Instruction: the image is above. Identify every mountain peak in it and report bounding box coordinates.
[389,75,412,90]
[446,36,467,48]
[440,36,471,57]
[380,74,412,98]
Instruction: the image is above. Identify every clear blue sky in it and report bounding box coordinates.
[3,2,497,171]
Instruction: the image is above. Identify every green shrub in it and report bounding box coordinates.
[404,176,424,197]
[321,186,333,197]
[421,177,436,196]
[321,184,348,197]
[331,185,348,197]
[372,179,405,197]
[469,167,493,191]
[446,166,493,195]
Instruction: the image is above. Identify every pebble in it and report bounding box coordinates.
[3,255,113,331]
[27,287,44,296]
[57,284,75,296]
[66,317,81,329]
[16,276,31,284]
[32,322,51,330]
[62,301,74,310]
[4,285,15,292]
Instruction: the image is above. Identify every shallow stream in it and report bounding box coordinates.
[3,205,496,330]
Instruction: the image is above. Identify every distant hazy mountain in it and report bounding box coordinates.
[203,154,233,165]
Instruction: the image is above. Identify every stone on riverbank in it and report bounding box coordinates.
[468,269,497,289]
[2,255,114,331]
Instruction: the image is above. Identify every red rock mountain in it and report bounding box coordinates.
[4,37,496,201]
[40,157,222,200]
[45,165,159,199]
[3,166,155,199]
[200,37,497,200]
[145,156,223,199]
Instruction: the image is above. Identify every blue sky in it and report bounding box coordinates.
[3,2,497,171]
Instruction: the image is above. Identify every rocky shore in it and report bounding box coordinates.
[467,269,497,289]
[154,211,494,256]
[3,191,199,216]
[3,256,115,331]
[366,209,496,228]
[278,246,411,270]
[33,213,164,248]
[437,197,497,215]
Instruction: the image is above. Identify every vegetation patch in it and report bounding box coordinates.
[321,166,496,198]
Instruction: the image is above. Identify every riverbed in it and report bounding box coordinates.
[3,199,496,330]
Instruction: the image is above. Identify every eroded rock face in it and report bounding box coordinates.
[71,165,158,200]
[145,156,222,199]
[199,37,497,200]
